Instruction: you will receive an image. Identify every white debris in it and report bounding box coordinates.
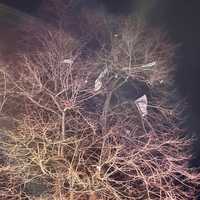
[98,68,109,80]
[61,58,74,65]
[141,61,157,68]
[125,129,131,134]
[160,80,164,84]
[96,166,101,171]
[94,79,103,92]
[135,95,148,117]
[94,68,109,92]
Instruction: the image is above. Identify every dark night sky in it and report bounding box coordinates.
[1,0,200,165]
[0,0,133,13]
[0,0,41,13]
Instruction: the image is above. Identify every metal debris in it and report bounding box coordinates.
[135,95,148,117]
[140,61,157,68]
[94,68,109,92]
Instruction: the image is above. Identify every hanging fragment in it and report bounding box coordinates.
[94,68,109,92]
[135,94,148,117]
[140,61,157,68]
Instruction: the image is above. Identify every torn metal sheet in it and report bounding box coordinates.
[135,94,148,117]
[94,68,109,92]
[140,61,157,68]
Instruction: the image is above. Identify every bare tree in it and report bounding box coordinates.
[0,15,199,200]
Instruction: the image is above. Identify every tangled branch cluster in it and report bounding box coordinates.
[0,17,199,200]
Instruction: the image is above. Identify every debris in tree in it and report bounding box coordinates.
[61,58,74,65]
[94,79,102,92]
[94,68,109,92]
[140,61,157,68]
[135,94,148,117]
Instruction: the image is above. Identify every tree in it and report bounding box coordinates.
[0,13,199,200]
